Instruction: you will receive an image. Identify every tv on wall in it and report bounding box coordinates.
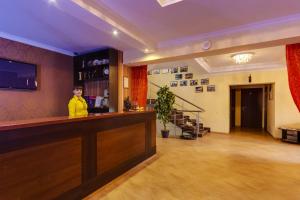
[0,58,37,90]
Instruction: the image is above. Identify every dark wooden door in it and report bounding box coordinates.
[230,89,236,128]
[241,88,263,128]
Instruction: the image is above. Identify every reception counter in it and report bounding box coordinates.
[0,111,156,200]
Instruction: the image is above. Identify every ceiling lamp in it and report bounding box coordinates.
[232,53,254,64]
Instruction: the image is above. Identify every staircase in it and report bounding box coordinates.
[170,109,210,140]
[147,81,210,140]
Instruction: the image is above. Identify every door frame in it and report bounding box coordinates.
[229,84,272,132]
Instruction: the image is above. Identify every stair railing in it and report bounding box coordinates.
[148,81,205,138]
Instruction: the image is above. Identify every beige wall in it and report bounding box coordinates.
[148,66,300,138]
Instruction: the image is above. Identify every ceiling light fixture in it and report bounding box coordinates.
[157,0,183,7]
[144,49,149,53]
[232,53,254,64]
[112,30,118,36]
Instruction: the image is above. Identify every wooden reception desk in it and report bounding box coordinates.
[0,111,156,200]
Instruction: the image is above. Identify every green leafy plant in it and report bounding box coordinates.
[154,86,175,131]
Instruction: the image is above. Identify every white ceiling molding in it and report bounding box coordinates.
[156,0,184,7]
[68,0,156,52]
[0,31,74,56]
[194,58,212,73]
[195,60,284,74]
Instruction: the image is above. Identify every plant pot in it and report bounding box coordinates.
[161,130,170,138]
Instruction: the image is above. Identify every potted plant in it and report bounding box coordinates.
[154,86,175,138]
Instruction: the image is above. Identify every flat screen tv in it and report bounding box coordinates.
[0,58,37,90]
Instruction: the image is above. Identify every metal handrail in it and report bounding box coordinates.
[149,81,205,112]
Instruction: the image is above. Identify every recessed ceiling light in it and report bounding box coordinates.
[157,0,183,7]
[112,30,118,36]
[144,49,149,53]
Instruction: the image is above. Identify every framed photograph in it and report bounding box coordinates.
[180,80,188,86]
[207,85,216,92]
[190,80,198,86]
[147,70,152,75]
[185,73,193,79]
[124,76,129,89]
[180,66,188,73]
[195,86,203,93]
[175,74,183,80]
[170,81,178,87]
[171,67,178,74]
[161,68,169,74]
[152,69,160,74]
[201,78,209,85]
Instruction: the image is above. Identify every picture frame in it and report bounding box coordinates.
[180,80,188,86]
[170,81,178,87]
[175,74,183,80]
[190,80,198,86]
[147,70,152,75]
[161,68,169,74]
[180,66,188,73]
[171,67,179,74]
[152,69,160,74]
[201,78,209,85]
[207,85,216,92]
[185,73,193,79]
[123,76,129,89]
[195,86,203,93]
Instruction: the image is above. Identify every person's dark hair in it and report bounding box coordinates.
[73,85,83,90]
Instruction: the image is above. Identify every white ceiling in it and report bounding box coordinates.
[98,0,300,45]
[0,0,299,63]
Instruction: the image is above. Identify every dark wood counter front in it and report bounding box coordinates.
[0,111,156,200]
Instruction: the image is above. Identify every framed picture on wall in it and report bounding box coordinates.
[190,80,198,86]
[161,68,169,74]
[180,66,188,72]
[201,78,209,85]
[123,76,129,89]
[170,81,178,87]
[171,67,178,74]
[207,85,216,92]
[185,73,193,79]
[195,86,203,93]
[180,80,188,86]
[175,74,183,80]
[147,70,152,75]
[152,69,160,74]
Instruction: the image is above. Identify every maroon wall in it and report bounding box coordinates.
[0,37,73,121]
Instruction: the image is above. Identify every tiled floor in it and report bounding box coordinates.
[85,130,300,200]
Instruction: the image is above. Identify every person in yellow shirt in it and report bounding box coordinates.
[68,86,88,117]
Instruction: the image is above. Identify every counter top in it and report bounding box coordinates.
[0,110,155,131]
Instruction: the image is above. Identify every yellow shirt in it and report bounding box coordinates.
[68,96,88,117]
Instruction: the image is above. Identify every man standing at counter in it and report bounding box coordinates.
[68,86,88,117]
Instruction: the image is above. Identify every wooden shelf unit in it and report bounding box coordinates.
[74,48,122,113]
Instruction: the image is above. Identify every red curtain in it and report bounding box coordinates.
[286,44,300,112]
[131,65,148,107]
